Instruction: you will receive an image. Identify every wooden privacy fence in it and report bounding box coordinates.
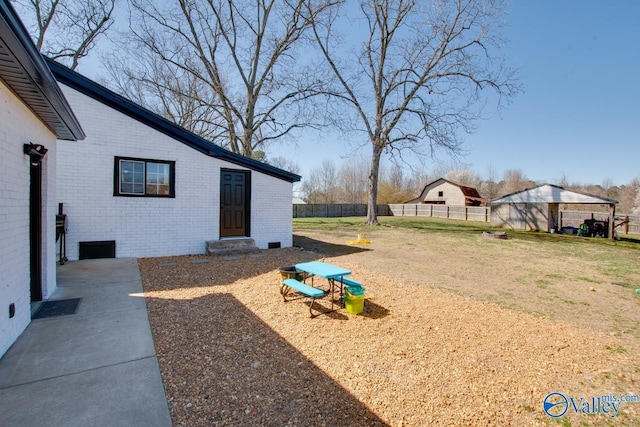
[388,204,490,222]
[293,203,391,218]
[293,203,640,236]
[292,203,486,221]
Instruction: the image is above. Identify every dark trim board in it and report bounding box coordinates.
[29,162,42,302]
[46,58,300,183]
[113,156,176,198]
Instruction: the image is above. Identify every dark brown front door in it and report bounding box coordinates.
[220,170,250,237]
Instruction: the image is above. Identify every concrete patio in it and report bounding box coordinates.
[0,258,172,426]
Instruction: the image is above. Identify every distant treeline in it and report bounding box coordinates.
[297,160,640,215]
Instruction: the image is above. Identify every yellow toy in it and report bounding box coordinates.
[346,232,372,245]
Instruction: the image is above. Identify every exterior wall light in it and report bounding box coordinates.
[23,143,48,165]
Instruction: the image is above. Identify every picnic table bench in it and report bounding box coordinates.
[281,278,325,317]
[340,277,362,288]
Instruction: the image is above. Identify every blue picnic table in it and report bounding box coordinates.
[295,261,351,280]
[295,261,351,312]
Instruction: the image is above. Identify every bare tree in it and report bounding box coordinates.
[501,168,530,195]
[118,0,338,156]
[554,172,570,188]
[601,177,614,191]
[301,159,339,203]
[104,53,224,141]
[405,165,432,196]
[479,163,499,200]
[386,164,405,192]
[444,169,481,187]
[632,179,640,215]
[13,0,116,69]
[311,0,518,224]
[606,178,638,214]
[378,164,414,203]
[338,158,368,203]
[267,156,301,175]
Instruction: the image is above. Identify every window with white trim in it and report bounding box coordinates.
[114,157,175,197]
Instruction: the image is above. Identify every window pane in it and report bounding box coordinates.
[159,164,169,184]
[158,184,170,195]
[146,162,171,195]
[120,160,145,194]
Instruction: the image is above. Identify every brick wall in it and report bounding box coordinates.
[0,82,58,357]
[56,84,293,260]
[252,175,293,248]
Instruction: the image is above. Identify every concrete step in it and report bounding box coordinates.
[205,238,259,256]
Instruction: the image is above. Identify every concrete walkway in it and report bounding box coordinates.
[0,258,172,427]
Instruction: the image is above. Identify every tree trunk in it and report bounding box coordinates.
[365,145,383,225]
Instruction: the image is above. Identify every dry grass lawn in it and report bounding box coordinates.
[139,218,640,426]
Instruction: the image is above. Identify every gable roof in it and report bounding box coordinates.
[0,2,84,141]
[46,59,301,183]
[407,178,488,204]
[491,184,617,205]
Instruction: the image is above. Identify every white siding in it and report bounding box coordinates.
[423,181,466,206]
[56,84,293,260]
[0,82,58,357]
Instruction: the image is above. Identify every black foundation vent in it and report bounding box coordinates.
[268,242,281,249]
[79,240,116,260]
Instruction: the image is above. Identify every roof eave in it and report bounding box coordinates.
[490,184,618,205]
[0,2,84,141]
[47,58,300,182]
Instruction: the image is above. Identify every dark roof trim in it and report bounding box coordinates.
[46,59,301,182]
[0,2,84,140]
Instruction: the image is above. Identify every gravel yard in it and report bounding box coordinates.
[139,226,639,426]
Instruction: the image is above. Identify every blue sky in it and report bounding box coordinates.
[72,0,639,187]
[266,0,640,187]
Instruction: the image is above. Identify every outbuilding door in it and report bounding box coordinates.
[509,203,526,230]
[220,170,250,237]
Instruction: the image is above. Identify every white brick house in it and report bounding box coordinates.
[49,60,300,260]
[0,3,84,357]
